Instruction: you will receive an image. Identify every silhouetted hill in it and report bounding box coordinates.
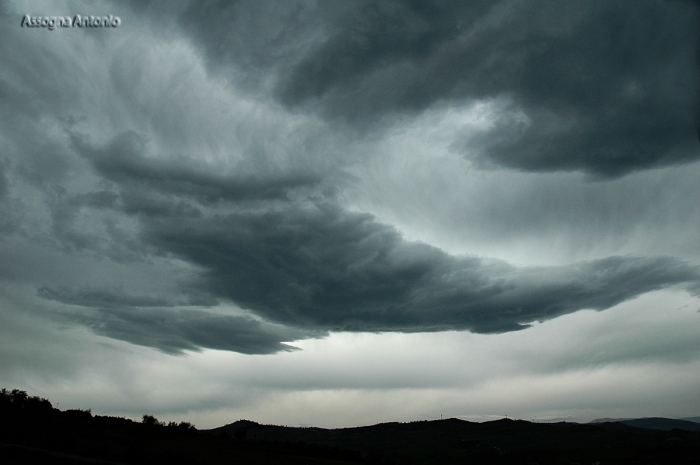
[3,388,700,464]
[590,417,700,431]
[211,416,700,464]
[589,417,634,423]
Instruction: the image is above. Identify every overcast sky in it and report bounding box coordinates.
[1,0,699,428]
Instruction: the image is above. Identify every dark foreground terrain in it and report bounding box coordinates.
[2,389,699,464]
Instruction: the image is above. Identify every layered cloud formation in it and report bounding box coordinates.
[176,0,700,176]
[0,0,698,358]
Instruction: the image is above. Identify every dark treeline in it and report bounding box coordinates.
[0,388,364,464]
[0,388,200,464]
[2,388,700,464]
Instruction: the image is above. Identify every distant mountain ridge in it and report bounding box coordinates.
[589,417,700,432]
[3,388,700,464]
[205,416,700,463]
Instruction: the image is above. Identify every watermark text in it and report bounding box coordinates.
[21,14,121,30]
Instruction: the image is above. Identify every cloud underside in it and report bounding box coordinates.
[40,200,700,353]
[147,208,700,334]
[3,0,699,355]
[33,131,700,355]
[179,0,700,177]
[68,305,316,356]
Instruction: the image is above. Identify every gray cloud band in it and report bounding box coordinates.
[6,1,699,357]
[37,287,324,355]
[169,0,700,177]
[143,207,700,334]
[34,130,700,354]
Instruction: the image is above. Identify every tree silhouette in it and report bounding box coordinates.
[1,388,53,413]
[142,414,165,426]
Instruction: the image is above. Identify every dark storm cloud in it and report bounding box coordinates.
[38,286,313,354]
[64,129,700,343]
[75,307,315,355]
[38,286,218,309]
[38,287,175,308]
[276,1,495,112]
[98,309,318,355]
[280,0,699,177]
[156,0,700,177]
[142,204,700,334]
[71,131,319,205]
[172,0,342,89]
[4,0,697,359]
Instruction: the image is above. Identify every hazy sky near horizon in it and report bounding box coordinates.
[1,0,699,428]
